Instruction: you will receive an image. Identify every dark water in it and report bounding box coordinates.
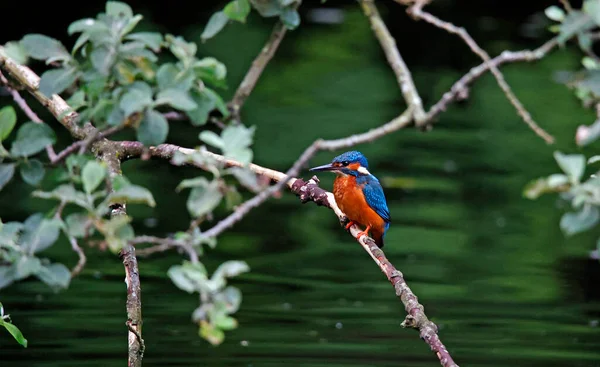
[2,3,600,367]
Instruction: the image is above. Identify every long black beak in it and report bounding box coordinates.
[309,163,338,172]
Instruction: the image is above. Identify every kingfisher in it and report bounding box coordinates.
[310,151,391,247]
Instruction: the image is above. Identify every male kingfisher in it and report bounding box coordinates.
[310,151,391,247]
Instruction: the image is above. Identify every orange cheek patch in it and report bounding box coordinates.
[347,162,360,170]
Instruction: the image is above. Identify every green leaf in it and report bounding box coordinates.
[65,213,90,238]
[224,0,251,22]
[201,11,229,41]
[66,90,87,111]
[545,5,566,22]
[33,184,90,209]
[0,266,17,289]
[0,319,28,348]
[250,0,283,17]
[560,205,600,236]
[228,167,260,191]
[584,0,600,25]
[81,160,106,194]
[558,11,595,45]
[21,34,70,62]
[194,57,227,86]
[10,122,56,157]
[187,90,216,125]
[214,314,237,330]
[546,173,569,188]
[0,106,17,141]
[125,32,163,52]
[168,266,197,293]
[155,63,195,91]
[15,256,42,280]
[119,87,153,117]
[203,88,229,117]
[39,67,78,96]
[68,18,97,35]
[20,217,62,255]
[2,41,28,64]
[19,159,45,186]
[221,124,255,164]
[554,151,586,183]
[215,286,242,313]
[35,263,71,290]
[137,109,168,146]
[212,260,250,280]
[155,88,198,111]
[200,320,225,345]
[166,35,197,62]
[107,184,156,207]
[280,7,300,29]
[90,47,115,75]
[106,1,133,18]
[186,178,223,218]
[168,261,207,293]
[199,131,224,149]
[0,163,15,191]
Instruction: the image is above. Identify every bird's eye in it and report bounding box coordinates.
[342,161,350,166]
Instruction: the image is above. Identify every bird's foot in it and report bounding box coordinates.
[356,231,368,241]
[345,220,357,231]
[356,225,371,242]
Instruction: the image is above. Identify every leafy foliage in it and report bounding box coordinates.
[201,0,301,41]
[0,302,27,348]
[0,0,303,346]
[168,260,249,345]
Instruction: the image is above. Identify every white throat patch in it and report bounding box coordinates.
[357,166,370,175]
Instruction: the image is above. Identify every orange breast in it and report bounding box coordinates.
[333,176,386,232]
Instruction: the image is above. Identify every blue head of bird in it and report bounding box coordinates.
[308,151,371,177]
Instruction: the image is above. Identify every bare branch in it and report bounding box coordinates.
[0,47,93,140]
[559,0,573,12]
[427,38,558,121]
[130,235,198,264]
[96,145,144,367]
[406,5,555,144]
[359,0,426,123]
[68,236,87,277]
[0,70,58,160]
[118,140,457,365]
[229,20,289,117]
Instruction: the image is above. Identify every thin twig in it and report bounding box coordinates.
[0,47,91,140]
[559,0,573,12]
[68,236,87,277]
[99,147,144,367]
[407,5,554,144]
[50,125,123,165]
[228,20,289,118]
[427,38,558,120]
[130,235,198,264]
[359,0,426,123]
[0,70,58,159]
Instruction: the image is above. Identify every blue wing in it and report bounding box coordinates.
[359,175,391,223]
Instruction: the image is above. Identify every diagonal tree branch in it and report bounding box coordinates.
[427,38,558,121]
[359,0,426,123]
[228,20,289,118]
[117,141,457,366]
[405,4,555,143]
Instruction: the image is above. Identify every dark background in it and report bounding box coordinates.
[2,1,600,366]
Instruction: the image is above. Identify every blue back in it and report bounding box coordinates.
[357,174,391,231]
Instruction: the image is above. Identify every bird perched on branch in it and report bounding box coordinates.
[310,151,391,247]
